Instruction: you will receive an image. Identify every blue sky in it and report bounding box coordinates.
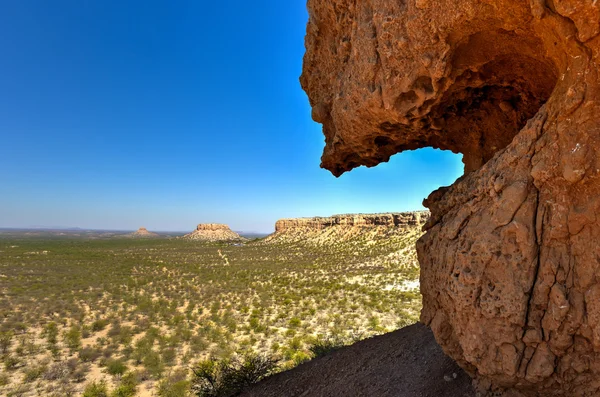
[0,1,463,233]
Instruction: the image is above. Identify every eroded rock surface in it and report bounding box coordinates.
[182,224,244,242]
[302,1,600,395]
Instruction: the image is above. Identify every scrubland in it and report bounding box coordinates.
[0,227,422,396]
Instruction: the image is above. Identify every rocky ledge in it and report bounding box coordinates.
[274,211,429,233]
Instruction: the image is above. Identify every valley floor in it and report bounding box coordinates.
[0,226,423,396]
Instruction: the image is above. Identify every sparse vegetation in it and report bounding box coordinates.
[0,226,422,395]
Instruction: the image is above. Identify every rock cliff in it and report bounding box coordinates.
[182,224,244,242]
[302,1,600,395]
[267,212,428,246]
[274,211,428,233]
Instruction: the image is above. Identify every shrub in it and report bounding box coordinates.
[162,347,177,367]
[105,359,128,377]
[288,317,301,328]
[6,383,31,397]
[43,361,70,381]
[291,351,311,366]
[0,372,9,386]
[110,372,138,397]
[132,340,152,364]
[72,363,91,383]
[143,350,164,379]
[43,322,59,345]
[3,355,19,371]
[91,319,109,332]
[79,347,102,362]
[64,326,82,352]
[191,354,277,397]
[308,335,346,358]
[0,331,13,354]
[23,364,47,382]
[157,369,190,397]
[82,380,109,397]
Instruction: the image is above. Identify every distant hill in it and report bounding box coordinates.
[127,227,160,238]
[182,224,245,242]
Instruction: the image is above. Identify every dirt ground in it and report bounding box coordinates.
[242,322,476,397]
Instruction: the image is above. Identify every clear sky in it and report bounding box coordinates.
[0,1,463,233]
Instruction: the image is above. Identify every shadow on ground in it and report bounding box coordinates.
[242,323,476,397]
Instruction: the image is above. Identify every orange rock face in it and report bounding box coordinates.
[302,1,600,395]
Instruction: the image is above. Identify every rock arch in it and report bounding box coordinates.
[301,0,600,395]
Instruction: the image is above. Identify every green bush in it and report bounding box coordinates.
[64,326,82,352]
[3,355,19,371]
[191,354,276,397]
[288,317,301,328]
[143,350,164,379]
[157,370,190,397]
[110,372,138,397]
[308,335,346,358]
[79,347,102,362]
[0,372,9,386]
[82,380,109,397]
[105,359,128,377]
[91,319,109,332]
[23,364,47,382]
[162,347,177,367]
[0,331,13,354]
[43,322,59,345]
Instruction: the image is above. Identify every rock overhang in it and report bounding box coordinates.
[301,0,570,177]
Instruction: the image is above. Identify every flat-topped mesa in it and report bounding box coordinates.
[275,211,429,233]
[183,223,244,242]
[194,224,232,232]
